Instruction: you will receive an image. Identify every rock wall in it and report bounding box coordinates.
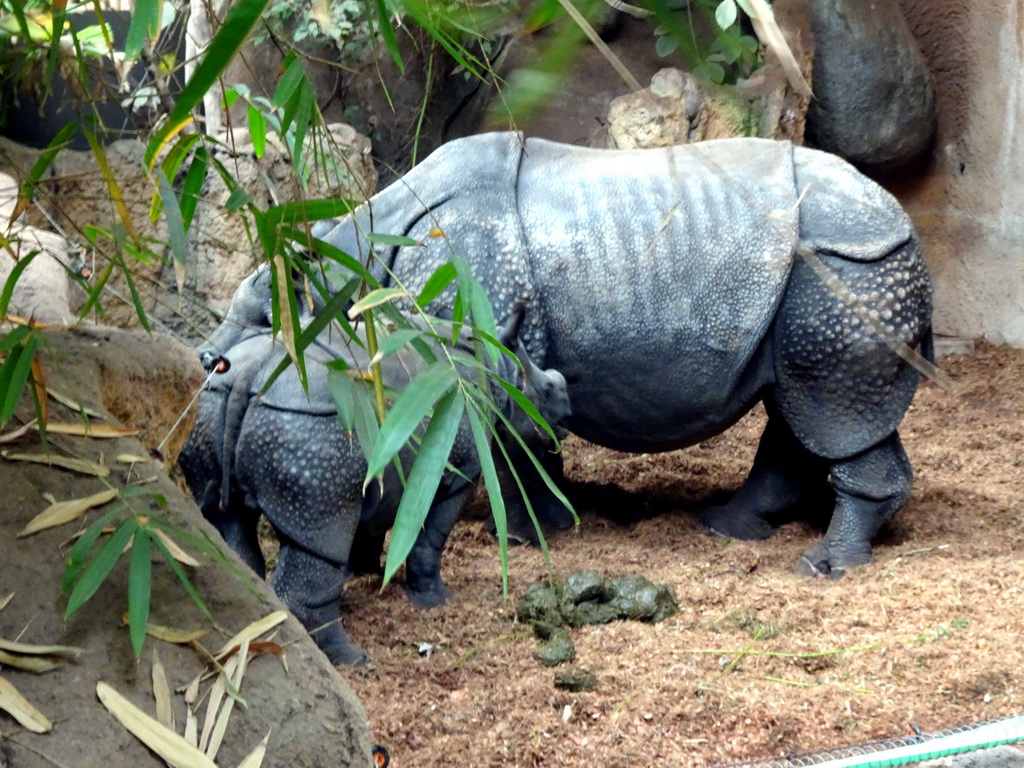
[892,0,1024,346]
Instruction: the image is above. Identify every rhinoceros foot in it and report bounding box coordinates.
[405,581,453,609]
[699,506,775,541]
[322,635,371,667]
[793,542,873,580]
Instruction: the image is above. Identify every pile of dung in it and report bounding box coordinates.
[516,571,679,689]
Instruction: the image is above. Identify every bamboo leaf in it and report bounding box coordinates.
[741,0,811,96]
[1,331,37,425]
[248,105,267,158]
[347,287,407,318]
[328,369,357,431]
[83,128,140,244]
[46,388,105,418]
[265,198,356,227]
[351,379,381,462]
[96,682,217,768]
[272,53,303,108]
[375,328,425,361]
[270,254,300,375]
[234,730,271,768]
[364,362,458,481]
[9,124,76,227]
[184,706,198,747]
[63,507,127,593]
[366,232,421,247]
[214,611,288,660]
[0,421,35,444]
[150,535,214,624]
[0,593,12,613]
[0,674,51,733]
[2,450,110,477]
[466,403,510,595]
[383,389,465,585]
[124,0,160,59]
[146,0,272,168]
[151,648,173,730]
[0,638,84,658]
[0,251,40,318]
[158,168,188,265]
[372,0,403,73]
[179,146,208,231]
[151,529,201,567]
[199,656,234,753]
[0,650,60,673]
[33,422,138,437]
[128,529,153,656]
[118,615,210,644]
[416,262,457,308]
[206,638,249,760]
[18,488,118,537]
[66,517,138,617]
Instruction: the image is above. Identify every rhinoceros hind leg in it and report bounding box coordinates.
[273,541,368,666]
[348,528,385,576]
[701,411,831,541]
[794,432,911,579]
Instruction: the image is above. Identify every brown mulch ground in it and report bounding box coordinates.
[340,342,1024,768]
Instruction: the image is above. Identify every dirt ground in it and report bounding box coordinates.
[339,341,1024,768]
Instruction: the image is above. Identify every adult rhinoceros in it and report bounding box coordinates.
[312,132,933,578]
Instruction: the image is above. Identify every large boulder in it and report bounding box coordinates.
[0,173,75,325]
[594,0,814,149]
[804,0,936,172]
[1,326,374,767]
[0,122,377,343]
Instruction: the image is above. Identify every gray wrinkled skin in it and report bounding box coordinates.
[314,132,934,578]
[181,272,570,665]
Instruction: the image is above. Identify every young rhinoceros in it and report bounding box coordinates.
[186,269,570,666]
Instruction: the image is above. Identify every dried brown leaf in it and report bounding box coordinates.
[206,637,250,761]
[215,611,288,661]
[36,422,138,438]
[117,453,153,465]
[128,617,209,645]
[184,705,198,747]
[0,673,52,733]
[234,729,271,768]
[96,682,216,768]
[745,0,812,97]
[152,648,173,731]
[198,655,236,753]
[0,638,84,658]
[17,489,118,537]
[153,529,201,567]
[1,450,110,477]
[30,353,47,426]
[0,421,35,444]
[46,388,105,418]
[0,650,60,674]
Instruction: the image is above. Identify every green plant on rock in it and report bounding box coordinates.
[651,0,762,85]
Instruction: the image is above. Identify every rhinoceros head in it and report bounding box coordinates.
[197,264,324,371]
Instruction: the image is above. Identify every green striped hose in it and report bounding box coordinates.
[708,713,1024,768]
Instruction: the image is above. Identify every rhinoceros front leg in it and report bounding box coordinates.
[493,438,575,546]
[701,411,832,540]
[795,432,912,578]
[403,482,473,608]
[211,494,266,579]
[272,539,368,666]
